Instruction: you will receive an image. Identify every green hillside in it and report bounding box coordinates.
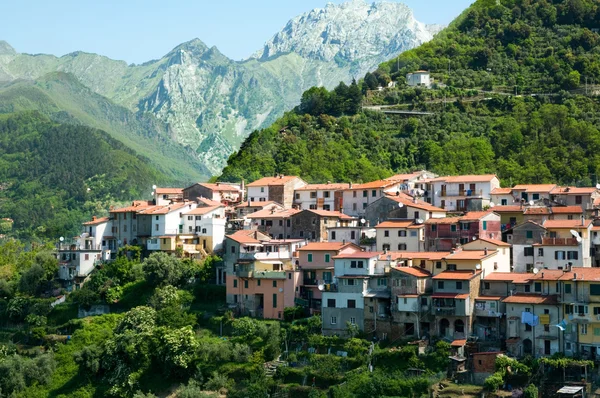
[0,112,166,239]
[220,0,600,186]
[0,73,210,183]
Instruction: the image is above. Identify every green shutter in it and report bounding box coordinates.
[273,293,277,308]
[308,253,313,262]
[325,254,330,263]
[591,284,600,296]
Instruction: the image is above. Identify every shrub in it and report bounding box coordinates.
[484,372,504,392]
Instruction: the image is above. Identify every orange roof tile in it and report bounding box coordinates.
[502,294,558,304]
[472,237,511,247]
[246,208,300,219]
[381,251,450,261]
[451,339,467,347]
[445,250,496,260]
[110,201,154,213]
[461,211,495,221]
[226,230,265,245]
[235,200,279,209]
[155,188,183,195]
[491,188,512,195]
[432,270,481,280]
[559,267,600,281]
[476,296,503,301]
[303,209,355,220]
[432,293,470,299]
[295,183,349,191]
[83,216,110,226]
[247,176,303,186]
[385,172,424,181]
[490,205,524,212]
[530,269,568,281]
[384,194,446,213]
[344,180,399,190]
[543,219,592,229]
[333,251,382,259]
[197,197,223,207]
[375,220,422,229]
[138,202,192,215]
[391,266,431,278]
[524,207,551,215]
[430,174,497,183]
[425,217,462,224]
[186,206,221,215]
[484,272,533,283]
[512,184,556,193]
[550,206,583,214]
[592,225,600,231]
[551,186,598,195]
[193,183,240,192]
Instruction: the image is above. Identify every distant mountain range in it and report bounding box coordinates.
[0,0,440,175]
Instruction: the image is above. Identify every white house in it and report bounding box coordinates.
[294,183,348,211]
[406,71,431,88]
[341,180,404,217]
[182,205,227,253]
[138,202,197,237]
[375,220,424,252]
[246,176,307,208]
[154,188,183,206]
[428,175,500,212]
[82,216,116,260]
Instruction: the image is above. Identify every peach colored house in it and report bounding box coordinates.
[296,242,362,313]
[224,230,306,319]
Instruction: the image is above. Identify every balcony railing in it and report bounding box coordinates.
[541,237,578,246]
[239,251,293,261]
[440,189,483,198]
[431,307,457,316]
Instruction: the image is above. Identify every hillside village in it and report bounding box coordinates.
[68,171,600,372]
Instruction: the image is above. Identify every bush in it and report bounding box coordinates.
[524,383,538,398]
[484,372,504,392]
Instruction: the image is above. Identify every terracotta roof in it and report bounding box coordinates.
[543,219,592,229]
[197,197,223,207]
[303,209,355,220]
[385,172,425,181]
[235,200,278,209]
[83,216,110,226]
[530,269,568,281]
[226,230,264,245]
[484,272,533,283]
[445,250,496,260]
[193,183,240,192]
[298,242,354,251]
[461,211,495,221]
[344,179,399,190]
[110,201,155,213]
[384,194,446,213]
[333,251,381,259]
[490,205,524,212]
[397,294,420,298]
[524,207,551,215]
[425,217,462,224]
[550,206,583,214]
[432,293,470,299]
[491,188,512,195]
[155,188,183,195]
[470,237,511,247]
[247,176,302,186]
[337,275,370,279]
[185,206,221,215]
[433,270,480,280]
[551,186,598,195]
[502,294,558,304]
[138,202,192,215]
[592,225,600,231]
[375,220,422,229]
[430,174,497,183]
[246,208,300,219]
[451,339,467,347]
[391,266,431,278]
[512,184,556,193]
[382,251,450,261]
[475,296,503,301]
[295,183,349,191]
[559,267,600,281]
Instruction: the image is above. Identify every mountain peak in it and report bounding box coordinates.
[252,0,431,63]
[0,40,16,55]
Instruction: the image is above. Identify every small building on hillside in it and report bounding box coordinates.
[406,71,431,88]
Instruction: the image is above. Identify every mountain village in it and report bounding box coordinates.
[65,171,600,375]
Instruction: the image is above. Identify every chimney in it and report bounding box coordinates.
[343,239,346,245]
[574,272,578,280]
[216,182,220,186]
[92,216,97,221]
[413,196,417,203]
[484,247,488,255]
[384,248,388,254]
[581,215,585,226]
[349,182,353,189]
[541,272,544,279]
[327,181,331,185]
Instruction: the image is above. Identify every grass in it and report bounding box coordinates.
[435,381,483,398]
[47,303,79,327]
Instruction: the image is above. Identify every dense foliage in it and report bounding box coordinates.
[220,0,600,187]
[0,112,165,239]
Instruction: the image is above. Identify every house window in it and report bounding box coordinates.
[310,205,318,210]
[273,293,277,308]
[524,285,531,293]
[325,254,330,263]
[581,324,588,335]
[524,247,534,257]
[399,230,407,237]
[352,203,357,211]
[348,299,356,308]
[484,282,490,290]
[555,251,566,260]
[447,264,457,271]
[357,261,364,268]
[295,193,300,200]
[538,248,544,257]
[382,244,391,251]
[300,231,304,237]
[331,316,337,325]
[155,224,159,231]
[324,191,330,198]
[372,190,377,197]
[410,231,417,237]
[398,244,407,250]
[565,283,572,294]
[534,282,541,292]
[351,261,357,268]
[257,280,261,286]
[501,199,508,205]
[323,272,332,282]
[156,216,159,221]
[328,299,336,307]
[187,216,193,221]
[363,203,367,209]
[350,317,356,325]
[346,279,355,286]
[273,281,277,288]
[351,231,356,240]
[189,226,193,232]
[233,280,238,288]
[482,221,487,231]
[384,230,389,237]
[310,192,317,199]
[437,281,444,289]
[202,228,207,234]
[84,254,89,261]
[308,254,313,262]
[362,190,368,197]
[451,225,457,232]
[567,251,578,260]
[461,222,470,230]
[353,191,357,198]
[279,220,283,226]
[431,225,437,232]
[377,278,387,286]
[436,262,442,269]
[525,323,532,331]
[260,187,264,193]
[231,246,236,253]
[456,281,463,290]
[244,280,248,289]
[575,195,582,205]
[195,216,201,220]
[532,193,540,200]
[526,231,533,239]
[331,231,336,240]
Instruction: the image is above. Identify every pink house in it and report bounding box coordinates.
[296,242,362,313]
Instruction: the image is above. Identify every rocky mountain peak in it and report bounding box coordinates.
[252,0,434,63]
[0,40,16,55]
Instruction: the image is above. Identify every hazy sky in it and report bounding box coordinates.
[2,0,472,64]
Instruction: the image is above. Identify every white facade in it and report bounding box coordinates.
[333,255,381,278]
[150,203,197,237]
[406,71,431,88]
[341,181,403,217]
[429,176,500,211]
[505,301,561,357]
[376,225,424,252]
[294,185,346,211]
[328,227,376,246]
[58,250,100,280]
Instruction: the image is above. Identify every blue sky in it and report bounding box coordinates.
[1,0,472,64]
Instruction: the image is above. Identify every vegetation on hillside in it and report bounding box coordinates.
[0,112,165,239]
[220,0,600,187]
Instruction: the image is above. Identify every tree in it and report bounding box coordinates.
[142,252,194,287]
[18,264,45,295]
[204,371,233,395]
[156,326,199,372]
[524,383,539,398]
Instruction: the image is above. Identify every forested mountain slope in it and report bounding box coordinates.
[220,0,600,186]
[0,112,165,239]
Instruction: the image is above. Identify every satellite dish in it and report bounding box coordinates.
[577,236,582,243]
[475,264,482,270]
[278,287,283,293]
[596,183,600,190]
[570,229,581,239]
[472,236,477,241]
[227,223,233,229]
[318,284,325,291]
[59,236,64,242]
[415,218,424,224]
[152,185,157,190]
[86,187,91,192]
[360,218,366,224]
[489,202,495,208]
[529,200,534,206]
[398,202,404,208]
[151,192,154,196]
[117,240,122,245]
[533,268,539,274]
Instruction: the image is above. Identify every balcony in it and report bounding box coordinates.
[239,251,293,261]
[568,313,593,323]
[440,189,483,198]
[541,237,578,246]
[304,278,333,287]
[432,307,458,316]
